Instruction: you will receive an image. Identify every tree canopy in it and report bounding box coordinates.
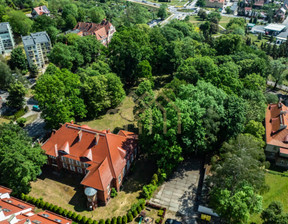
[0,123,47,195]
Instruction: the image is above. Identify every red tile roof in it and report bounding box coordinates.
[33,5,50,16]
[265,103,288,149]
[0,197,34,217]
[0,186,12,195]
[73,20,114,43]
[42,123,137,191]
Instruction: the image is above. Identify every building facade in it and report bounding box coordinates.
[41,122,138,209]
[72,20,116,46]
[205,0,224,8]
[265,103,288,168]
[0,22,15,54]
[22,32,52,68]
[0,186,72,224]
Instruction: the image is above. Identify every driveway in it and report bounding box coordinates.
[150,159,201,223]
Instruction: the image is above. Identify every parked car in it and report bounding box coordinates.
[32,105,41,112]
[165,219,182,224]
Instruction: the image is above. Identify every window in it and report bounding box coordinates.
[107,184,110,194]
[70,165,75,172]
[85,169,89,174]
[123,167,126,177]
[77,167,83,174]
[84,163,89,168]
[63,163,68,169]
[118,174,122,184]
[76,160,81,166]
[127,160,130,170]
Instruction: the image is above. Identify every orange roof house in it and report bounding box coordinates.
[0,186,71,224]
[72,20,116,46]
[265,103,288,168]
[32,6,50,18]
[41,122,138,209]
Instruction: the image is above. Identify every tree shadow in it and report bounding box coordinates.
[38,166,88,212]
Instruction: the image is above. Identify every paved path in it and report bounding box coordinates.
[267,80,288,92]
[150,159,201,223]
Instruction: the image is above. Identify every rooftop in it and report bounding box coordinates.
[42,122,137,191]
[265,103,288,149]
[22,32,51,47]
[33,5,50,16]
[264,24,286,32]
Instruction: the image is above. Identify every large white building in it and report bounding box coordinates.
[22,31,52,68]
[0,22,15,54]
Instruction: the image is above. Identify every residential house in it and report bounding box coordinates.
[253,0,265,8]
[32,6,50,18]
[72,20,116,46]
[230,2,238,15]
[0,186,72,224]
[275,7,286,22]
[41,122,138,209]
[205,0,225,8]
[22,31,52,69]
[0,22,15,54]
[265,103,288,168]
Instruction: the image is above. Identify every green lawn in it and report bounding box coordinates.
[249,172,288,223]
[0,117,10,124]
[80,96,135,133]
[189,15,232,29]
[25,114,38,125]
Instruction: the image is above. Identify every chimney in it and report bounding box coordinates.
[71,120,74,124]
[78,130,82,142]
[106,129,110,133]
[95,133,100,145]
[54,144,58,157]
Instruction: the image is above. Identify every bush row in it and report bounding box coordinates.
[20,194,97,224]
[20,194,146,224]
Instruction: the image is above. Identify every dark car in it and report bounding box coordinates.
[165,219,182,224]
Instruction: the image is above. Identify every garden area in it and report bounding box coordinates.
[249,171,288,223]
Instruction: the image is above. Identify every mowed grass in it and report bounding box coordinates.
[25,114,38,125]
[29,158,156,220]
[189,15,232,29]
[0,117,10,124]
[249,172,288,223]
[80,96,135,133]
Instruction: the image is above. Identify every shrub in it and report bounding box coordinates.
[67,211,73,218]
[139,199,145,209]
[152,174,158,184]
[53,205,59,213]
[127,212,133,222]
[111,188,118,198]
[87,218,93,224]
[137,205,142,213]
[117,216,122,224]
[132,209,138,218]
[82,216,88,224]
[72,212,78,220]
[112,217,117,224]
[58,207,64,215]
[155,219,160,224]
[31,198,37,204]
[39,200,45,208]
[20,193,26,200]
[99,219,105,224]
[48,203,54,211]
[158,210,164,216]
[93,221,98,224]
[141,184,156,199]
[122,215,127,224]
[76,214,83,222]
[106,218,111,224]
[63,209,68,217]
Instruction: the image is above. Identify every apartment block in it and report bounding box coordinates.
[0,22,15,54]
[22,31,52,68]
